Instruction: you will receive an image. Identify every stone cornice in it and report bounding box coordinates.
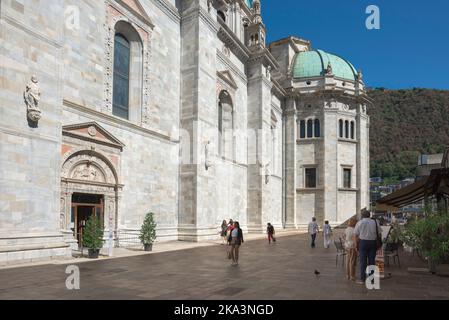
[271,102,282,114]
[182,7,220,33]
[63,100,178,144]
[1,14,63,48]
[150,0,181,24]
[271,78,287,99]
[248,47,280,70]
[216,51,247,83]
[217,19,250,62]
[114,0,155,28]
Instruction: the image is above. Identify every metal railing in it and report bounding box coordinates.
[115,230,142,249]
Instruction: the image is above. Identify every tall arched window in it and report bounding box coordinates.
[299,120,306,139]
[314,119,321,138]
[112,21,143,123]
[307,119,313,138]
[113,34,131,119]
[345,120,349,139]
[350,121,355,139]
[271,112,278,175]
[339,119,344,138]
[218,91,234,159]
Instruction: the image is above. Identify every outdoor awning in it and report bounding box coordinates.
[377,168,449,210]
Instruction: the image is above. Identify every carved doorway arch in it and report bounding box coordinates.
[60,149,123,246]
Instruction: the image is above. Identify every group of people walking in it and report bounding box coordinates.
[307,210,382,284]
[307,218,333,249]
[220,220,278,266]
[220,210,381,283]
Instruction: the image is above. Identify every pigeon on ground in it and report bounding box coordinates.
[314,270,320,276]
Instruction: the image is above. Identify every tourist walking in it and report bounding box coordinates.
[226,219,234,244]
[308,217,319,248]
[344,218,358,281]
[220,220,228,244]
[229,221,244,265]
[267,223,276,244]
[323,220,332,248]
[354,211,382,284]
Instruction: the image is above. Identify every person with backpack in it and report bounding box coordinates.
[267,223,276,244]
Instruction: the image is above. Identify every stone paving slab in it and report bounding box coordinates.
[0,232,448,300]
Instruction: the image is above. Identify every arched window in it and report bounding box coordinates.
[271,112,278,175]
[339,119,344,138]
[345,120,349,139]
[307,119,313,138]
[218,91,234,159]
[350,121,355,139]
[299,120,306,139]
[217,10,226,22]
[112,22,143,122]
[314,119,321,138]
[113,34,131,119]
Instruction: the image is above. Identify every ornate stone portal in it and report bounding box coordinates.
[60,122,124,248]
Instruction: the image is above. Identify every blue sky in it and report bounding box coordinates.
[263,0,449,90]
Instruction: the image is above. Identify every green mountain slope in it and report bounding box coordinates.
[367,88,449,182]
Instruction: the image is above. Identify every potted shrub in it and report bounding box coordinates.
[401,211,449,274]
[82,215,104,259]
[140,212,157,251]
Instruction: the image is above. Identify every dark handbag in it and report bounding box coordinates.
[374,219,382,250]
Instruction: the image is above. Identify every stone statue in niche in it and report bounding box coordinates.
[207,0,213,12]
[205,141,215,170]
[24,75,42,123]
[357,69,363,81]
[265,163,271,184]
[266,66,272,81]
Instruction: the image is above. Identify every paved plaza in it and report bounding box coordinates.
[1,232,448,300]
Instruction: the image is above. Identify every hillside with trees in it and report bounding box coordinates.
[367,88,449,182]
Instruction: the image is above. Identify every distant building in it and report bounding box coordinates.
[370,177,383,184]
[417,153,444,179]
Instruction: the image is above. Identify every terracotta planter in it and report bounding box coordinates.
[144,243,153,252]
[88,249,100,259]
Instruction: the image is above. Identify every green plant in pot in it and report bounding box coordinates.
[401,211,449,273]
[82,215,104,259]
[140,212,157,251]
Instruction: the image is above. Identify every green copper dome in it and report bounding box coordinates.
[292,50,358,81]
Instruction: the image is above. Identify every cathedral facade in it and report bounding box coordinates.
[0,0,370,265]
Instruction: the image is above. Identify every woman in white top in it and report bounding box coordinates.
[344,218,358,281]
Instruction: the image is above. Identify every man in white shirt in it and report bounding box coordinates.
[308,217,319,248]
[354,211,382,284]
